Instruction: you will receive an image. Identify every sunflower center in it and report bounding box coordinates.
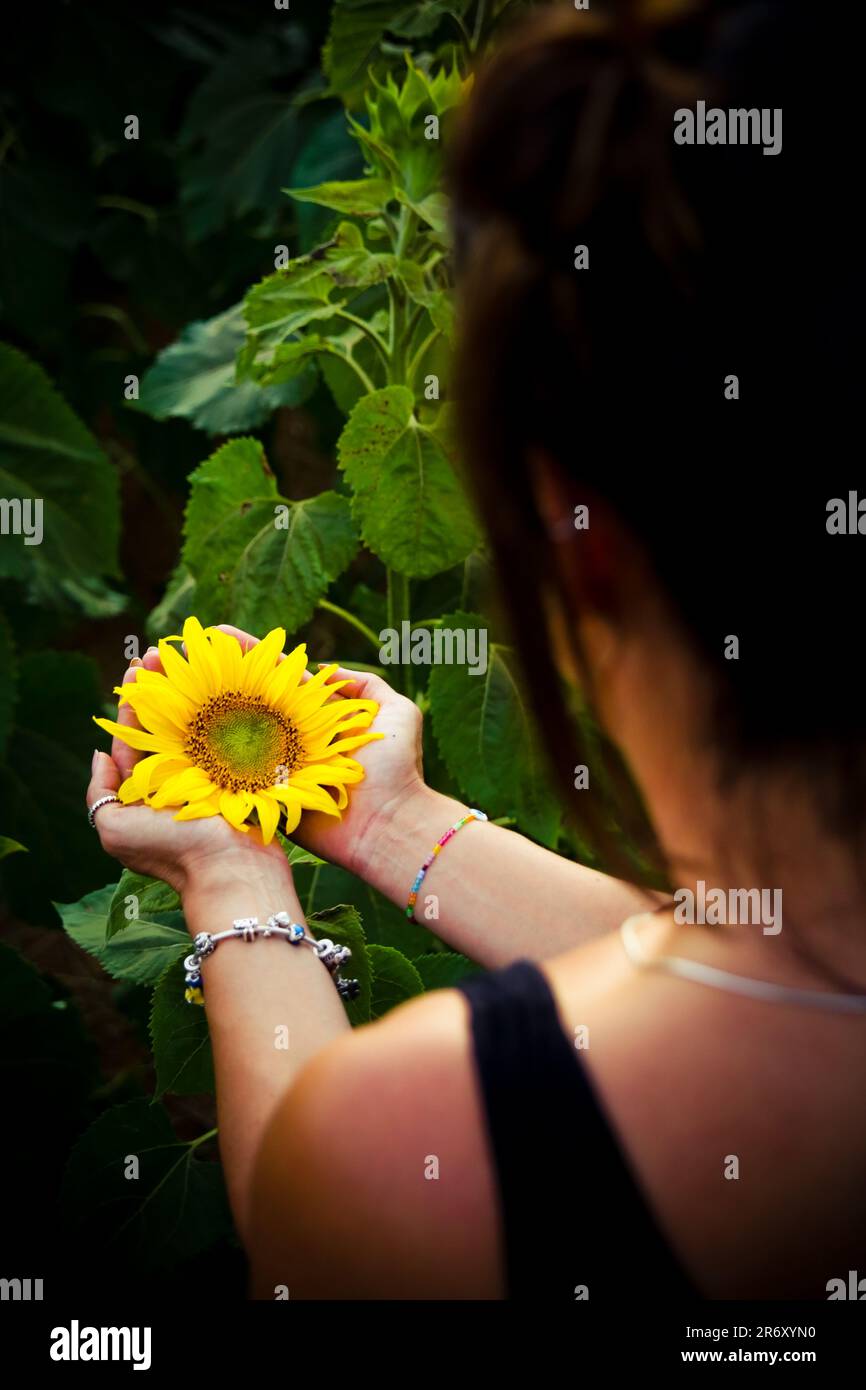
[185,692,302,793]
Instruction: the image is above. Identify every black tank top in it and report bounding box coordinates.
[456,958,700,1300]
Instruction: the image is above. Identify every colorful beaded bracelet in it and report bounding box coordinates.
[405,808,488,920]
[183,911,361,1006]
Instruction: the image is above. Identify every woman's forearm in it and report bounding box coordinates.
[357,785,661,967]
[181,857,349,1242]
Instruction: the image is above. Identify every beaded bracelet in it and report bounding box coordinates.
[183,911,361,1006]
[405,807,488,920]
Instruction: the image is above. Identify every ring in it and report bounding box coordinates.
[88,794,122,828]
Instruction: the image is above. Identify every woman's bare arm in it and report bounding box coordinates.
[344,783,659,967]
[179,857,349,1241]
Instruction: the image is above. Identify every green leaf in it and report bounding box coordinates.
[0,342,120,607]
[428,611,561,846]
[241,224,395,380]
[308,903,372,1025]
[297,859,431,956]
[150,958,214,1098]
[412,951,480,990]
[280,837,325,868]
[183,437,358,632]
[285,178,394,216]
[368,943,424,1019]
[389,1,469,39]
[107,871,182,940]
[323,1,407,105]
[177,30,306,240]
[354,57,468,202]
[62,1100,232,1272]
[133,305,316,435]
[58,884,189,985]
[0,835,27,861]
[289,106,365,251]
[338,386,478,577]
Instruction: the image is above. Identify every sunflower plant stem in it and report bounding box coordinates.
[187,1127,218,1151]
[333,347,376,396]
[317,598,381,652]
[408,328,442,391]
[386,569,413,697]
[333,309,390,367]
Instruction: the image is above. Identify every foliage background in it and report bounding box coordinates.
[0,0,652,1297]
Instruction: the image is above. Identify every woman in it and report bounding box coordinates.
[86,1,865,1299]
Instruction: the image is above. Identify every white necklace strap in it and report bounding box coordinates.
[620,914,866,1015]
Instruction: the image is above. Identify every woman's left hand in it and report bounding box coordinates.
[86,659,289,895]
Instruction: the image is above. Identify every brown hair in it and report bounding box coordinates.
[449,0,860,879]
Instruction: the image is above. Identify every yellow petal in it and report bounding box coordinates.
[298,698,377,737]
[307,730,384,759]
[149,768,216,809]
[174,798,221,822]
[115,687,190,742]
[253,794,280,846]
[240,627,286,697]
[204,626,244,689]
[263,643,308,706]
[274,781,341,818]
[183,616,221,696]
[92,716,174,755]
[158,639,207,704]
[219,789,254,830]
[118,672,195,726]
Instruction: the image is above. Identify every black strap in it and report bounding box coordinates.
[456,959,699,1300]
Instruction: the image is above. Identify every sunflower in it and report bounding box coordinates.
[93,617,382,844]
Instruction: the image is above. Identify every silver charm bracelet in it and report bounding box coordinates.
[183,910,360,1006]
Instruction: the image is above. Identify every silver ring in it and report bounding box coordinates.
[88,794,121,828]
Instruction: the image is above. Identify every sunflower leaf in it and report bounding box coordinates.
[183,437,359,632]
[428,611,561,847]
[284,177,393,216]
[411,951,480,990]
[132,304,317,435]
[337,386,478,578]
[58,884,189,985]
[0,342,120,608]
[107,871,182,940]
[368,943,424,1019]
[62,1099,231,1272]
[308,902,371,1025]
[150,957,215,1098]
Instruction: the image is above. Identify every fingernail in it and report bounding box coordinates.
[91,749,101,775]
[145,646,158,657]
[130,656,143,667]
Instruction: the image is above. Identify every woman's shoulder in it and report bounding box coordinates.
[248,983,504,1298]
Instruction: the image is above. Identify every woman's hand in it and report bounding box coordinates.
[86,657,288,897]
